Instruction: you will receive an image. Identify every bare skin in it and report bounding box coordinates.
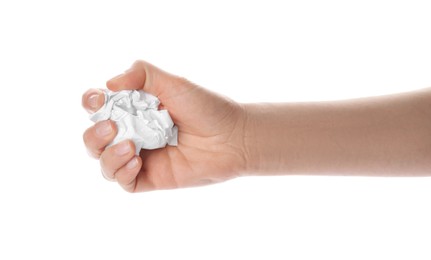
[83,61,247,192]
[82,60,431,192]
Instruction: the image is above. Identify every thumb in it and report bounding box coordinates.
[106,60,193,100]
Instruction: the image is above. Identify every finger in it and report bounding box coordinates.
[99,140,135,180]
[101,168,116,182]
[82,88,105,114]
[115,156,142,192]
[105,60,195,100]
[83,120,117,158]
[106,61,147,92]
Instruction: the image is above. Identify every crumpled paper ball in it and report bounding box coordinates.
[90,90,178,154]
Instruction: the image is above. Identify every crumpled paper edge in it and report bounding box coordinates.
[90,90,178,154]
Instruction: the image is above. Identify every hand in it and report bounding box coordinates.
[82,60,247,192]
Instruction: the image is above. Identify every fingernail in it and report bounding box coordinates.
[126,157,138,169]
[95,121,112,137]
[88,93,99,110]
[115,141,131,156]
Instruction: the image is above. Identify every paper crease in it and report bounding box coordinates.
[90,90,178,154]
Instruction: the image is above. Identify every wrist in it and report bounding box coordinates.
[239,103,271,176]
[239,102,296,176]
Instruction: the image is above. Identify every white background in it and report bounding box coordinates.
[1,0,431,259]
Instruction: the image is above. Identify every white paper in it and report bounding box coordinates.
[90,90,178,154]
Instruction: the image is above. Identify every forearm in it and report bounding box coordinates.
[242,88,431,176]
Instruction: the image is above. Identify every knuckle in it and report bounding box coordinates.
[101,168,116,182]
[99,152,107,169]
[133,60,146,67]
[121,182,137,193]
[123,187,136,193]
[82,128,92,145]
[86,148,100,159]
[99,157,113,179]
